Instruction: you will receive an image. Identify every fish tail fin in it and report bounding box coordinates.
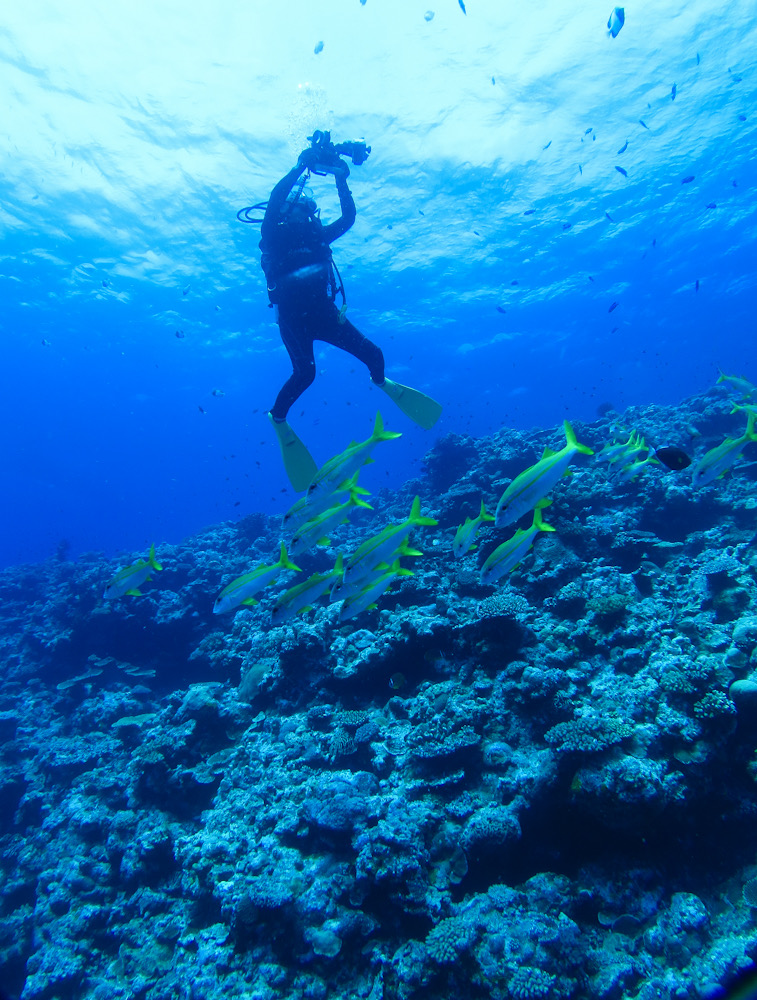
[389,558,414,578]
[148,543,163,571]
[349,492,374,511]
[746,412,757,442]
[479,500,496,522]
[372,411,402,443]
[332,554,344,576]
[409,495,438,527]
[532,505,556,533]
[279,543,302,573]
[398,541,424,558]
[564,420,594,456]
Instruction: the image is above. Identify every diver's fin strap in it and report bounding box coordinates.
[377,379,442,430]
[268,415,318,492]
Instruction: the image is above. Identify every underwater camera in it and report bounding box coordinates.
[306,130,371,175]
[235,131,372,224]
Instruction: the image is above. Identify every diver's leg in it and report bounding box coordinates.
[318,316,385,384]
[268,313,318,490]
[320,315,442,430]
[270,313,317,420]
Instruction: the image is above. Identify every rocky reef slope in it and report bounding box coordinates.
[1,388,757,1000]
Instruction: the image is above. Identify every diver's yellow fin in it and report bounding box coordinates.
[268,414,318,492]
[377,379,442,430]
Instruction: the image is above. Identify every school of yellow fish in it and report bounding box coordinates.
[103,371,757,623]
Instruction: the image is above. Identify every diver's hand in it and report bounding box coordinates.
[297,147,319,170]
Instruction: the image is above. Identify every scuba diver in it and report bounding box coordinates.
[255,131,442,491]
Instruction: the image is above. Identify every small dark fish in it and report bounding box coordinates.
[607,7,625,38]
[102,279,108,288]
[696,52,700,66]
[458,0,466,12]
[523,209,535,215]
[175,329,185,338]
[681,175,695,184]
[233,501,241,507]
[314,40,324,54]
[639,119,649,129]
[610,327,618,334]
[617,140,628,154]
[496,306,506,314]
[562,222,572,231]
[605,211,614,222]
[585,128,593,135]
[473,230,480,236]
[511,280,519,286]
[608,301,618,313]
[41,338,51,347]
[695,279,700,291]
[592,134,596,141]
[212,388,225,397]
[389,672,406,690]
[731,73,743,83]
[419,209,425,215]
[588,275,595,282]
[655,446,692,471]
[198,406,206,414]
[739,114,747,121]
[579,164,583,175]
[706,202,716,209]
[671,83,677,100]
[543,140,552,150]
[615,165,627,177]
[424,10,434,21]
[492,76,495,85]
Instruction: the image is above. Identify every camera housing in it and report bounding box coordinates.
[307,130,371,174]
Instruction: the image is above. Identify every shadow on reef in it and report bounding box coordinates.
[460,759,757,899]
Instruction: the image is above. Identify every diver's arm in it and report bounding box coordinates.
[261,152,316,240]
[322,168,356,243]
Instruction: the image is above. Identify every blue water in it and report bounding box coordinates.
[2,1,755,568]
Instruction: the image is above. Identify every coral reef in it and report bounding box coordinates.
[2,387,757,999]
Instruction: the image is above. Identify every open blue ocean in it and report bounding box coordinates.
[3,0,754,568]
[2,3,757,999]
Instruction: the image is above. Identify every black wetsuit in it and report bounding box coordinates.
[260,163,385,421]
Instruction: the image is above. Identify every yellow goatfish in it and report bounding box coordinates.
[453,500,495,558]
[213,544,300,614]
[495,421,593,528]
[271,556,344,624]
[306,412,401,502]
[691,412,757,487]
[481,502,554,586]
[104,544,162,599]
